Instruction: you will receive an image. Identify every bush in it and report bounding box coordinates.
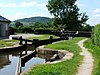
[8,27,15,35]
[21,26,33,33]
[92,24,100,46]
[34,29,52,34]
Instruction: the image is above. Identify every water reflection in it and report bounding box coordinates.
[0,54,19,75]
[0,45,54,75]
[0,55,11,69]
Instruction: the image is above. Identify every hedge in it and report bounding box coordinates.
[92,24,100,46]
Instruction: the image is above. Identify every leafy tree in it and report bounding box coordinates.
[82,24,93,31]
[21,26,33,33]
[47,0,88,31]
[32,22,50,30]
[46,19,54,28]
[33,22,42,29]
[8,26,15,35]
[15,22,23,28]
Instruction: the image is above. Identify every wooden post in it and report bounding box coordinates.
[32,39,35,45]
[32,39,39,48]
[25,40,27,45]
[19,36,23,45]
[49,36,53,43]
[49,36,53,40]
[35,39,39,48]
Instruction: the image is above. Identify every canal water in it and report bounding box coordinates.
[0,45,53,75]
[0,54,18,75]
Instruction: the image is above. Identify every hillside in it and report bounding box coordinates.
[14,16,51,23]
[10,16,51,26]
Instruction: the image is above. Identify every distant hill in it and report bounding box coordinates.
[10,21,33,26]
[14,16,51,23]
[10,16,51,26]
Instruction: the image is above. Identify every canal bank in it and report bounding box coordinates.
[0,44,71,75]
[0,39,65,75]
[0,34,68,75]
[20,41,73,75]
[23,38,84,75]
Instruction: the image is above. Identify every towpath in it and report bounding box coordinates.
[76,38,94,75]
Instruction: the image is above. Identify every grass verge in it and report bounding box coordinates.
[84,38,100,75]
[0,40,14,48]
[25,37,84,75]
[28,34,58,40]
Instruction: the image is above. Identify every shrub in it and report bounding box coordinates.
[92,24,100,46]
[8,26,15,35]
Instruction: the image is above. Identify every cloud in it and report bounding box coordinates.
[9,11,53,21]
[32,12,46,17]
[92,8,100,19]
[20,1,37,7]
[37,3,47,10]
[10,12,32,21]
[20,1,47,10]
[0,3,17,7]
[87,8,100,26]
[0,1,46,8]
[5,1,52,21]
[87,17,100,26]
[93,14,100,18]
[93,8,100,13]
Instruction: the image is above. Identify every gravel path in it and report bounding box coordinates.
[76,38,94,75]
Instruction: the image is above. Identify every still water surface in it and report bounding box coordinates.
[0,47,52,75]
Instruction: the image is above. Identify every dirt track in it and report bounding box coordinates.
[76,38,94,75]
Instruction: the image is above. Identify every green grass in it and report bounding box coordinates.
[5,39,19,42]
[84,38,100,75]
[28,34,58,40]
[26,37,84,75]
[0,40,14,48]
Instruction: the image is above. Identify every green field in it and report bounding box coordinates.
[26,37,84,75]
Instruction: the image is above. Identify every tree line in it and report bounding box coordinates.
[9,20,93,34]
[9,0,93,34]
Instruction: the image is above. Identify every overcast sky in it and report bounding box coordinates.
[0,0,100,26]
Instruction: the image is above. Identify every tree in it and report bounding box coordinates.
[15,22,23,28]
[82,24,93,31]
[8,26,15,35]
[32,22,51,30]
[47,0,88,31]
